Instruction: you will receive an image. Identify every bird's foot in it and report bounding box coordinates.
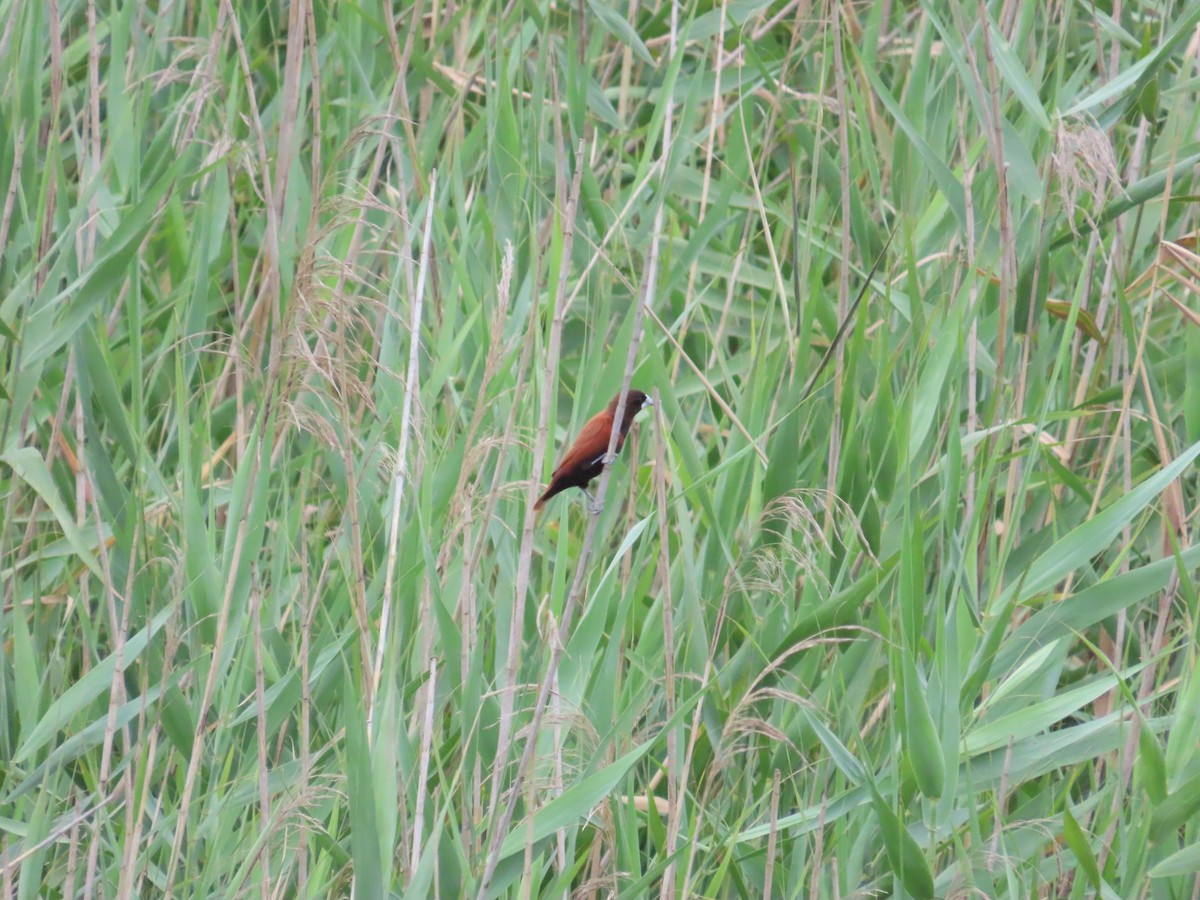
[584,490,603,515]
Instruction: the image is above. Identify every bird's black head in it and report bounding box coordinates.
[607,389,653,427]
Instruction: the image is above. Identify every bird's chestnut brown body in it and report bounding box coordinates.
[534,389,653,511]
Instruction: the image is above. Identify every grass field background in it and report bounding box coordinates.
[3,0,1200,897]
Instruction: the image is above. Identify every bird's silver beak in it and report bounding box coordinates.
[642,396,654,409]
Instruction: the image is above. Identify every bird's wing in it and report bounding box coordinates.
[552,411,617,478]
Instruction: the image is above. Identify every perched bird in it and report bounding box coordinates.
[534,389,654,511]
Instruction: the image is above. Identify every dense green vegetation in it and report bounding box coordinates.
[2,0,1200,896]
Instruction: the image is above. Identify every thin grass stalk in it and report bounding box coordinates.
[0,126,30,465]
[616,0,640,125]
[412,659,439,871]
[741,110,793,358]
[978,3,1017,383]
[679,800,707,898]
[1095,148,1189,874]
[448,240,518,850]
[989,736,1016,861]
[552,663,567,892]
[808,790,829,896]
[222,0,281,318]
[0,124,23,267]
[521,773,536,900]
[672,0,724,379]
[273,0,307,231]
[827,0,852,530]
[117,727,158,899]
[165,375,287,892]
[654,390,680,899]
[562,151,667,312]
[443,243,516,519]
[648,306,768,465]
[1086,147,1179,541]
[460,245,534,865]
[543,100,571,876]
[6,338,73,612]
[252,578,271,895]
[84,0,100,264]
[174,4,230,151]
[958,94,979,544]
[678,581,741,883]
[1081,116,1147,756]
[372,169,438,732]
[763,768,781,899]
[620,426,638,586]
[304,0,322,184]
[297,8,323,886]
[82,438,132,898]
[298,479,325,894]
[316,56,413,374]
[483,135,587,860]
[166,465,262,890]
[478,62,672,884]
[161,8,300,887]
[328,183,374,708]
[62,796,80,900]
[2,792,122,875]
[973,5,1021,547]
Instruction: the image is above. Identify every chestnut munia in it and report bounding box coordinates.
[534,389,653,511]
